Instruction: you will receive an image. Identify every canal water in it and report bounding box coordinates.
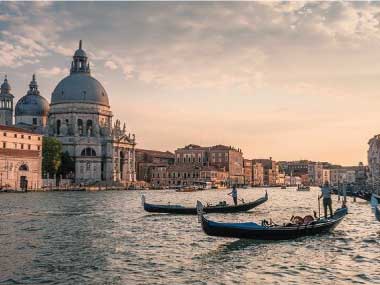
[0,187,379,285]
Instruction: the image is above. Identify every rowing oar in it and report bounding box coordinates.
[318,195,321,219]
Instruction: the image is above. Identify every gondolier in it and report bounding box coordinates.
[228,185,238,205]
[319,181,333,218]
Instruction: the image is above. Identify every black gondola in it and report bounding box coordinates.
[142,192,268,215]
[196,201,348,240]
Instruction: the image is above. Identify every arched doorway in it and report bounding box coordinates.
[18,164,29,191]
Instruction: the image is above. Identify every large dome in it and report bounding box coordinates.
[15,74,49,116]
[50,40,110,107]
[51,73,110,107]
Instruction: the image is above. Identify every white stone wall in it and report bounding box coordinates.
[368,135,380,186]
[15,115,47,128]
[0,127,42,190]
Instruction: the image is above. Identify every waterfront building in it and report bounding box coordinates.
[46,41,136,185]
[252,158,278,186]
[135,148,175,182]
[368,134,380,187]
[174,144,244,185]
[322,168,330,185]
[0,125,42,190]
[307,162,323,186]
[252,162,264,186]
[243,159,252,185]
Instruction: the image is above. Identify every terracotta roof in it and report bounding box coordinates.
[0,148,40,158]
[0,124,41,135]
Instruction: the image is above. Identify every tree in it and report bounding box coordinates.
[58,151,75,178]
[42,137,62,177]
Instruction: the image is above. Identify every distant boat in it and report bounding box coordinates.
[297,185,310,191]
[142,192,268,215]
[197,202,348,240]
[281,186,287,189]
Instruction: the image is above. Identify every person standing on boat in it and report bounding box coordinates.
[228,185,238,205]
[319,181,333,218]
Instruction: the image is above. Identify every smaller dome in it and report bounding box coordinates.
[15,95,49,116]
[15,74,49,117]
[0,75,11,95]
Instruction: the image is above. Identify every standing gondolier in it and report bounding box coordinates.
[228,185,238,206]
[319,181,333,218]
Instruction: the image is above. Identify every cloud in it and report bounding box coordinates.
[104,60,118,70]
[37,67,68,77]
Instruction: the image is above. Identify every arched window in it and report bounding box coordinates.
[77,119,83,136]
[81,147,96,156]
[56,120,61,135]
[120,151,124,179]
[19,164,29,171]
[86,120,93,136]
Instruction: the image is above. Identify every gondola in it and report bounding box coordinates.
[196,201,348,240]
[142,192,268,215]
[351,191,372,202]
[371,194,380,221]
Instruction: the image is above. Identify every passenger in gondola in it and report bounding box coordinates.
[319,181,333,218]
[228,185,238,205]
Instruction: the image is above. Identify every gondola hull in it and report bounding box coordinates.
[143,193,268,215]
[199,207,347,240]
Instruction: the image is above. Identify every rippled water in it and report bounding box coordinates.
[0,187,379,285]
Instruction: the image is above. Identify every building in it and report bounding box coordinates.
[0,125,42,190]
[252,158,278,186]
[243,159,252,185]
[0,76,14,126]
[15,74,49,133]
[368,134,380,186]
[252,162,264,186]
[174,144,244,185]
[322,169,330,184]
[46,41,136,185]
[308,162,323,186]
[135,148,175,182]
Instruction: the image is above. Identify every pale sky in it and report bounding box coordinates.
[1,1,380,165]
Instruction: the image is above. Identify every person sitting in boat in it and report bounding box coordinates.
[319,181,333,218]
[228,185,238,205]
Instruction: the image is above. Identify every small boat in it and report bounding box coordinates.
[142,192,268,215]
[297,185,310,191]
[176,188,198,193]
[196,201,348,240]
[281,186,287,189]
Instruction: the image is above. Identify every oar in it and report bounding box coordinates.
[318,195,321,219]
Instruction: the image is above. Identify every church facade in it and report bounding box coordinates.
[0,41,137,186]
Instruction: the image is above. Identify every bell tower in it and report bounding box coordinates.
[0,75,14,126]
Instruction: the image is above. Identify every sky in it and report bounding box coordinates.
[1,1,380,165]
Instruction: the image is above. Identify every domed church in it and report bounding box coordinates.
[47,40,136,185]
[0,74,49,131]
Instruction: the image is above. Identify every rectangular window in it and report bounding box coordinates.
[32,118,37,125]
[2,142,5,148]
[21,135,24,139]
[28,145,31,150]
[28,136,31,140]
[21,144,24,149]
[14,134,17,138]
[14,143,17,149]
[38,137,41,141]
[3,132,6,136]
[37,146,40,151]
